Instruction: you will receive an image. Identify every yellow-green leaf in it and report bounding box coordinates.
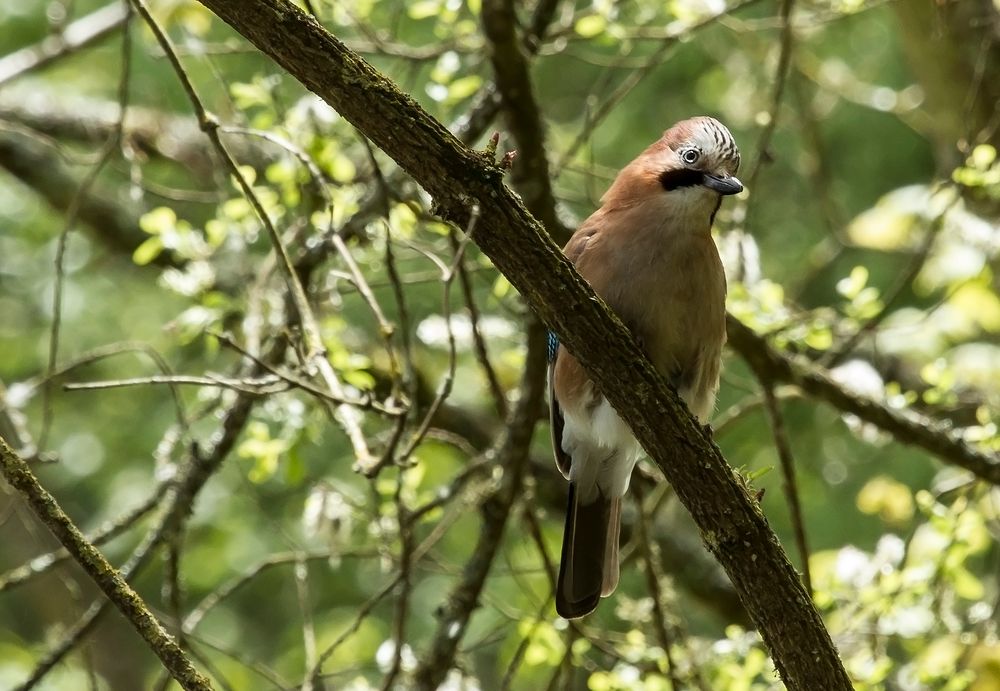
[574,14,606,38]
[132,236,164,265]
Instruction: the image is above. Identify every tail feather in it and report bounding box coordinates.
[556,483,621,618]
[601,497,622,597]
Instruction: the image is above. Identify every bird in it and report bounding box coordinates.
[549,116,742,619]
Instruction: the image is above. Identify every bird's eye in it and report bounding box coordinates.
[681,149,700,165]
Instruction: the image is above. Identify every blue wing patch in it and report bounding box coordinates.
[547,330,559,363]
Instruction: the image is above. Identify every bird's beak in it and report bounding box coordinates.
[701,173,743,195]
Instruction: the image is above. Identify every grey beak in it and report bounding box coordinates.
[702,173,743,195]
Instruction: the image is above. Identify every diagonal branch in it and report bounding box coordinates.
[0,3,128,87]
[727,315,999,483]
[189,1,852,688]
[0,437,214,691]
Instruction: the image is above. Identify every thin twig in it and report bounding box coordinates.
[553,0,763,173]
[40,5,135,450]
[15,599,107,690]
[761,383,812,596]
[727,314,999,484]
[450,229,508,418]
[501,508,559,690]
[14,505,173,690]
[182,549,373,633]
[743,0,797,202]
[128,0,374,469]
[632,483,683,691]
[219,125,401,382]
[390,209,480,472]
[185,632,288,689]
[821,192,955,365]
[295,556,319,691]
[379,468,415,691]
[304,507,464,685]
[63,373,402,415]
[411,315,547,690]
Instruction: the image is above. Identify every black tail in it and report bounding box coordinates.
[556,483,621,619]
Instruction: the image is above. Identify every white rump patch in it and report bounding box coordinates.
[561,398,643,503]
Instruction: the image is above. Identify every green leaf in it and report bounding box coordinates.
[344,369,376,390]
[492,275,512,299]
[856,475,914,524]
[804,324,833,350]
[329,154,357,183]
[284,445,305,484]
[836,265,869,299]
[447,75,482,102]
[587,672,612,691]
[205,219,228,247]
[408,0,439,19]
[230,81,271,109]
[952,567,984,600]
[574,14,607,38]
[139,206,177,236]
[132,236,163,266]
[969,144,997,170]
[239,421,290,483]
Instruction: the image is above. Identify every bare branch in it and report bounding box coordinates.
[727,315,1000,483]
[0,3,127,86]
[129,0,374,468]
[0,438,213,691]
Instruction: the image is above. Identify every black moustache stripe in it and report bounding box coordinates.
[659,168,703,191]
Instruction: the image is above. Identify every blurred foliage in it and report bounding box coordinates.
[0,0,998,690]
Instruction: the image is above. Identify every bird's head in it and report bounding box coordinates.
[657,116,742,198]
[602,116,743,221]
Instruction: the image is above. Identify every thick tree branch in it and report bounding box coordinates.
[191,1,852,688]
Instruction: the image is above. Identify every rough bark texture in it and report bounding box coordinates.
[193,1,852,688]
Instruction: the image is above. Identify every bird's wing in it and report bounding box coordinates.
[548,218,602,480]
[548,331,572,479]
[550,220,602,480]
[563,222,599,264]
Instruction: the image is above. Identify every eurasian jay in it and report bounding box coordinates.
[550,116,742,618]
